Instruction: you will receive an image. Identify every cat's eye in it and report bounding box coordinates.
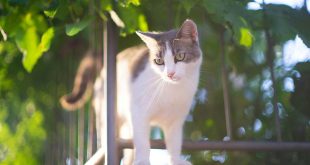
[175,53,185,62]
[154,58,164,65]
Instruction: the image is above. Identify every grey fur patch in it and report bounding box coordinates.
[117,45,150,82]
[131,50,149,80]
[156,30,178,42]
[172,39,201,63]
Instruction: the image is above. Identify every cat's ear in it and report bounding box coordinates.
[176,19,198,42]
[136,31,158,47]
[136,31,160,54]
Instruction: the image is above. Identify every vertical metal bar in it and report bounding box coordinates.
[103,19,119,165]
[78,107,85,164]
[68,111,77,164]
[265,29,282,141]
[219,31,233,140]
[87,106,95,159]
[262,1,282,141]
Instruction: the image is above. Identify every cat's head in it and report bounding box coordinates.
[136,19,202,84]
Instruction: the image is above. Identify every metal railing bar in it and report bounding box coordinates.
[119,139,310,152]
[86,106,95,160]
[103,19,119,165]
[78,107,85,163]
[262,1,282,142]
[219,31,233,140]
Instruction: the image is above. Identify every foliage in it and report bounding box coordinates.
[0,0,148,72]
[0,45,47,164]
[0,99,46,165]
[0,0,310,164]
[65,17,92,36]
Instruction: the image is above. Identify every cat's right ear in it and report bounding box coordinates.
[136,31,159,53]
[176,19,199,42]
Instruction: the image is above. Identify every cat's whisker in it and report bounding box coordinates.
[144,79,164,112]
[137,76,162,91]
[153,79,166,107]
[138,77,163,101]
[150,82,163,108]
[147,78,167,112]
[139,88,162,109]
[137,76,162,88]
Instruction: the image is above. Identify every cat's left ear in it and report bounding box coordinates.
[136,31,159,52]
[176,19,198,42]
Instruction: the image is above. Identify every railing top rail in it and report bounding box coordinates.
[119,139,310,152]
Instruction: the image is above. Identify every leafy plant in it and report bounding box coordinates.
[0,0,310,164]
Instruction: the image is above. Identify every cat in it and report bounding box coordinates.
[60,19,202,165]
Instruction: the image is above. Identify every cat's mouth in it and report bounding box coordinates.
[163,76,181,84]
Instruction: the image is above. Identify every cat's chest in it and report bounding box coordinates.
[146,82,195,125]
[132,69,197,112]
[132,70,196,102]
[159,82,194,104]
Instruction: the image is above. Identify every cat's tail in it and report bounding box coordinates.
[60,51,96,111]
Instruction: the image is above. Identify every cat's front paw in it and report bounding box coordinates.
[133,159,150,165]
[170,159,192,165]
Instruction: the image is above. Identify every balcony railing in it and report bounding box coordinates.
[64,18,310,165]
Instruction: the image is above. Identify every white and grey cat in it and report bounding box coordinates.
[60,19,202,165]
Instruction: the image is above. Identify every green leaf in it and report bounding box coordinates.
[65,17,92,36]
[239,28,253,47]
[2,13,22,38]
[38,27,55,52]
[15,27,38,59]
[44,9,58,19]
[16,27,39,72]
[117,4,148,35]
[127,0,140,6]
[16,27,55,72]
[120,0,140,6]
[138,14,148,32]
[202,0,250,46]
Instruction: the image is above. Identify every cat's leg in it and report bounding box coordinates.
[131,114,151,165]
[90,98,106,165]
[94,107,104,148]
[119,122,134,165]
[163,120,192,165]
[93,76,105,148]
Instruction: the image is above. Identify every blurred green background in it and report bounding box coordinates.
[0,0,310,164]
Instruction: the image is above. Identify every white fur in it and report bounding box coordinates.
[92,43,202,165]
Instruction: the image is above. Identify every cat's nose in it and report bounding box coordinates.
[167,72,175,78]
